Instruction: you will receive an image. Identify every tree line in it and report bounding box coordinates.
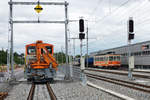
[0,49,78,65]
[0,49,24,65]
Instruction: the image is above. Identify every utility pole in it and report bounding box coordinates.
[7,27,10,79]
[73,39,75,65]
[65,1,69,65]
[61,46,64,64]
[79,18,87,85]
[86,25,89,67]
[9,0,14,79]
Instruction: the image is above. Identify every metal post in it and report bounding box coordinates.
[7,48,10,79]
[69,40,73,78]
[80,40,82,57]
[64,1,70,80]
[128,40,132,79]
[80,40,87,85]
[65,2,68,65]
[73,39,75,65]
[128,17,133,80]
[9,0,14,79]
[86,26,88,67]
[7,29,10,78]
[61,47,63,64]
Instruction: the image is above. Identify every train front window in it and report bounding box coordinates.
[117,56,120,61]
[105,57,108,61]
[27,46,36,55]
[114,56,116,61]
[109,56,113,61]
[46,46,52,54]
[96,57,98,61]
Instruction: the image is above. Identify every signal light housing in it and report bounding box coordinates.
[129,19,134,33]
[79,19,84,32]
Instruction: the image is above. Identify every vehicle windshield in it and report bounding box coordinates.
[46,46,52,54]
[27,46,36,55]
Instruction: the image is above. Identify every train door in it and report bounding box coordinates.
[94,56,98,67]
[108,55,113,67]
[105,55,109,66]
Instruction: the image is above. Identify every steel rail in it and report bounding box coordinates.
[133,70,150,74]
[86,73,150,93]
[86,72,150,88]
[27,83,35,100]
[86,69,150,79]
[46,82,57,100]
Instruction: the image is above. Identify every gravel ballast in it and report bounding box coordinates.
[85,69,150,86]
[87,74,150,100]
[50,80,122,100]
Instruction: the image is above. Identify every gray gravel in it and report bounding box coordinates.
[0,69,24,93]
[87,77,150,100]
[4,79,123,100]
[4,65,148,100]
[87,68,150,76]
[51,80,121,100]
[85,70,150,100]
[34,84,51,100]
[85,69,150,86]
[5,82,31,100]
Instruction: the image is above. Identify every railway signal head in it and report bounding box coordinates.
[128,17,134,33]
[79,19,84,32]
[128,17,134,40]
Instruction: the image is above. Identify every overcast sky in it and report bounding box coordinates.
[0,0,150,55]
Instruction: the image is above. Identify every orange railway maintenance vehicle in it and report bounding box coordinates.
[24,40,58,82]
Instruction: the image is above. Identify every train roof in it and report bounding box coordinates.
[97,40,150,53]
[95,54,121,57]
[26,41,53,47]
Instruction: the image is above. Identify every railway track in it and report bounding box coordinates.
[86,68,150,79]
[46,82,57,100]
[27,82,57,100]
[86,72,150,94]
[133,70,150,74]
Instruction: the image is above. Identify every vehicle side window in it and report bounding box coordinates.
[97,57,99,61]
[113,56,115,61]
[109,56,113,61]
[105,57,108,61]
[117,56,120,61]
[101,57,103,61]
[98,57,99,61]
[99,57,101,61]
